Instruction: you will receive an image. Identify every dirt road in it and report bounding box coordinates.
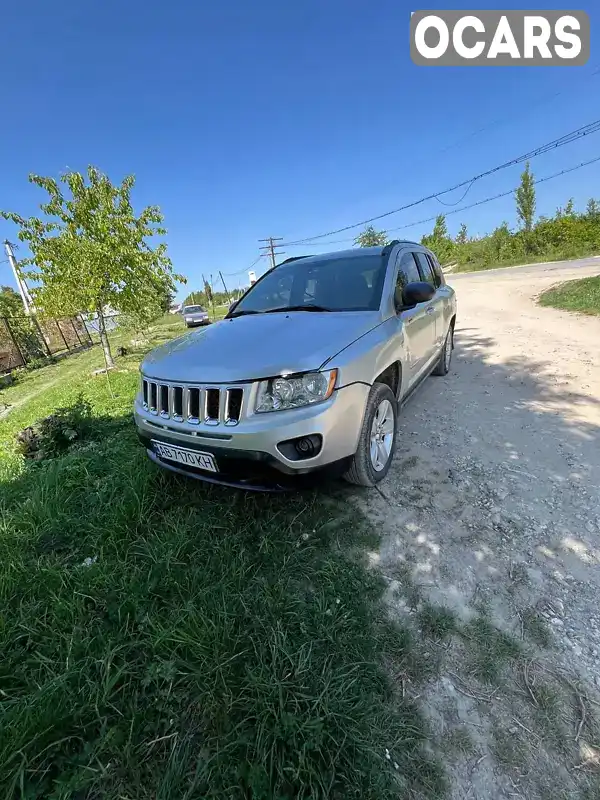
[365,257,600,799]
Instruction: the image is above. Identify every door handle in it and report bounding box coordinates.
[426,306,435,315]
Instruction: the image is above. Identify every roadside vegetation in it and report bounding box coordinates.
[355,163,600,273]
[0,317,442,800]
[539,274,600,316]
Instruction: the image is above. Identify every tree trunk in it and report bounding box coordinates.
[96,307,114,368]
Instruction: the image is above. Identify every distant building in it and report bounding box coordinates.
[248,271,257,285]
[169,302,183,314]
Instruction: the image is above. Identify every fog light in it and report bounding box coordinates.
[277,434,323,462]
[295,437,315,456]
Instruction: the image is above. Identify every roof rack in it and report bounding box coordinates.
[277,255,313,266]
[381,240,401,259]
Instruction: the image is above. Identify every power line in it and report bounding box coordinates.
[282,154,600,247]
[220,254,262,278]
[316,64,599,226]
[280,118,600,246]
[432,64,599,161]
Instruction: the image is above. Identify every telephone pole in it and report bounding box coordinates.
[218,271,231,302]
[4,240,34,314]
[258,237,285,269]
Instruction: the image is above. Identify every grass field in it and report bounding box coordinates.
[451,248,600,274]
[538,274,600,316]
[0,316,441,799]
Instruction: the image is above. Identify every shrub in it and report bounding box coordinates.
[16,397,93,460]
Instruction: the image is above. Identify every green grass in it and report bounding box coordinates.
[442,728,476,760]
[461,616,522,684]
[521,608,552,649]
[538,274,600,316]
[0,319,442,799]
[452,246,599,274]
[417,604,458,642]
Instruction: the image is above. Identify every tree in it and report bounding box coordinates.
[515,162,536,233]
[1,167,185,367]
[456,222,468,245]
[354,226,388,247]
[586,199,600,218]
[0,286,23,317]
[563,198,575,218]
[432,214,449,240]
[421,214,455,264]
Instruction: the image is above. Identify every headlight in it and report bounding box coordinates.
[255,370,337,413]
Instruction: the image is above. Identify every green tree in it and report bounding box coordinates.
[421,214,455,264]
[586,198,600,218]
[0,286,24,317]
[456,223,468,245]
[354,226,388,247]
[432,214,448,240]
[515,162,536,233]
[0,286,47,361]
[2,167,185,367]
[489,222,514,260]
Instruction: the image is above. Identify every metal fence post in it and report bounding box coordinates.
[70,318,83,347]
[56,319,70,351]
[3,316,26,368]
[29,315,52,357]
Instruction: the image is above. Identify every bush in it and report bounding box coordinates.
[16,397,93,460]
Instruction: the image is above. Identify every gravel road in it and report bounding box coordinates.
[363,257,600,799]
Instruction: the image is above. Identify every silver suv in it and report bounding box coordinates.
[135,241,456,490]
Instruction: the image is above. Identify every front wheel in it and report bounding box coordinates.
[343,382,398,487]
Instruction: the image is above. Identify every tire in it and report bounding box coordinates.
[432,323,454,376]
[343,382,398,487]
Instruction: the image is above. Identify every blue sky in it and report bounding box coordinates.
[1,0,598,297]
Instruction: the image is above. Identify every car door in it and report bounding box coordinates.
[414,251,444,352]
[395,250,437,383]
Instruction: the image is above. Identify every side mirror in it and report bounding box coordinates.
[228,300,238,313]
[401,281,435,308]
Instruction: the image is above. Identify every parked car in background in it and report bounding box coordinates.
[182,305,210,328]
[135,241,456,490]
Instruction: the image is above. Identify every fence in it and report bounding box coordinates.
[0,314,93,374]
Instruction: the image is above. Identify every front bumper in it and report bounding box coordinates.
[185,318,211,326]
[134,382,369,489]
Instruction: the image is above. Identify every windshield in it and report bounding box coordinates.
[183,306,205,314]
[231,254,386,315]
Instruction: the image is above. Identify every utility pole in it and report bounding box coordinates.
[218,271,231,303]
[4,240,34,314]
[258,237,285,269]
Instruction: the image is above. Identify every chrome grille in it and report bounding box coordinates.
[141,380,244,426]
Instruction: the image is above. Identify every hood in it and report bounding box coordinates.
[142,311,380,383]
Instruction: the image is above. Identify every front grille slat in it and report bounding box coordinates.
[225,388,243,424]
[188,387,201,422]
[172,386,183,419]
[149,382,158,414]
[159,385,169,417]
[141,380,243,426]
[205,389,220,424]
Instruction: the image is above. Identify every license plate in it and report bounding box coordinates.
[152,440,218,473]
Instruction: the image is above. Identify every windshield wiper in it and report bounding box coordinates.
[228,309,262,318]
[265,304,332,313]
